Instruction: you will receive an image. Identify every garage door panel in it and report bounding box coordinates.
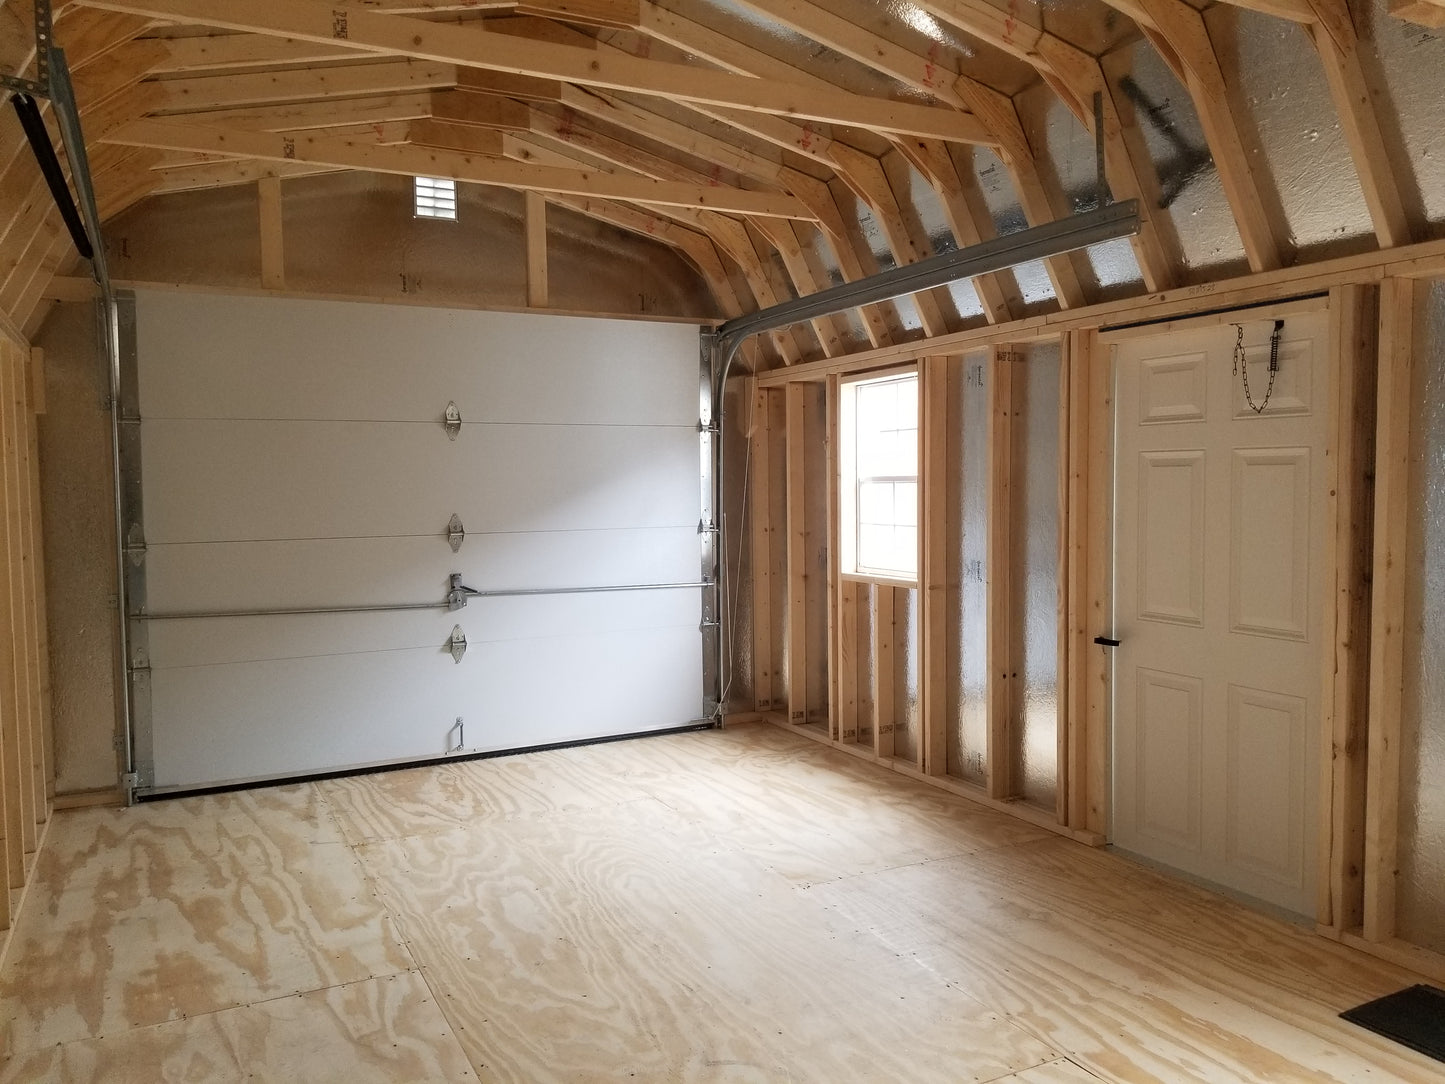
[143,528,700,612]
[463,626,705,749]
[137,293,698,426]
[150,649,477,788]
[147,591,701,669]
[133,291,705,793]
[141,421,698,543]
[149,624,703,790]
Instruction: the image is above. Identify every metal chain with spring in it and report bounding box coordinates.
[1232,319,1283,415]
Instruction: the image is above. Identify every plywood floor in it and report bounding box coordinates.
[0,722,1439,1082]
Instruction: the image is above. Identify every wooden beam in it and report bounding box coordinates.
[1129,0,1286,272]
[103,118,816,219]
[1362,277,1414,943]
[80,0,998,143]
[407,119,505,157]
[1386,0,1445,27]
[824,374,839,738]
[986,344,1014,799]
[754,233,1445,387]
[750,380,774,713]
[1318,283,1377,933]
[525,189,547,307]
[432,88,531,131]
[885,142,1017,325]
[149,32,356,72]
[828,142,953,338]
[920,356,949,776]
[512,0,642,31]
[0,342,36,865]
[1304,16,1415,250]
[257,174,284,289]
[145,59,457,111]
[785,382,808,726]
[153,159,341,194]
[145,92,434,132]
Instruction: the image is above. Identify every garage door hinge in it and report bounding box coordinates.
[448,625,467,663]
[447,513,465,553]
[121,771,139,791]
[443,401,462,440]
[125,523,146,565]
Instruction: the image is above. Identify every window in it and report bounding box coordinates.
[414,176,457,220]
[841,371,918,581]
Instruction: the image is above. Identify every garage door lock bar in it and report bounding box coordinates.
[132,574,714,621]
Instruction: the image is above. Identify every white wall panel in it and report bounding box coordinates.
[133,290,705,792]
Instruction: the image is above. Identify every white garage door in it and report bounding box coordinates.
[125,291,706,794]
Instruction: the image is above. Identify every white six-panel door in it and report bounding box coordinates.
[1112,310,1329,917]
[131,291,705,792]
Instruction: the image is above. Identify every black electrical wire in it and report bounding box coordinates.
[10,91,93,260]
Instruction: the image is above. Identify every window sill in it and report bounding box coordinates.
[841,571,919,590]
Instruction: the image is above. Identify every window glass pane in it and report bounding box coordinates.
[894,482,917,526]
[847,373,919,578]
[859,481,894,524]
[858,523,891,568]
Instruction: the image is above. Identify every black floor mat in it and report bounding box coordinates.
[1340,984,1445,1063]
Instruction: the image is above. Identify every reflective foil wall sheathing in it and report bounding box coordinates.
[1206,6,1373,258]
[1363,0,1445,226]
[859,583,877,746]
[894,588,922,764]
[1112,39,1246,277]
[1398,280,1445,956]
[803,384,831,725]
[1010,342,1061,811]
[946,351,990,784]
[969,141,1059,310]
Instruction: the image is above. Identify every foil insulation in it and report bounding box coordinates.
[946,350,990,784]
[1397,279,1445,955]
[894,588,922,763]
[969,142,1058,310]
[1010,340,1061,811]
[1113,38,1246,276]
[1206,5,1373,257]
[1362,0,1445,227]
[857,583,877,745]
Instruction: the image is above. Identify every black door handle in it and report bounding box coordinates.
[1093,636,1121,648]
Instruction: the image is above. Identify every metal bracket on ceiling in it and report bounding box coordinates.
[446,512,465,553]
[443,401,461,441]
[0,0,54,98]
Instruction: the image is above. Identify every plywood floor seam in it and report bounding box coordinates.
[0,722,1440,1082]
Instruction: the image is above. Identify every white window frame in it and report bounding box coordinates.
[839,366,920,587]
[413,176,457,220]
